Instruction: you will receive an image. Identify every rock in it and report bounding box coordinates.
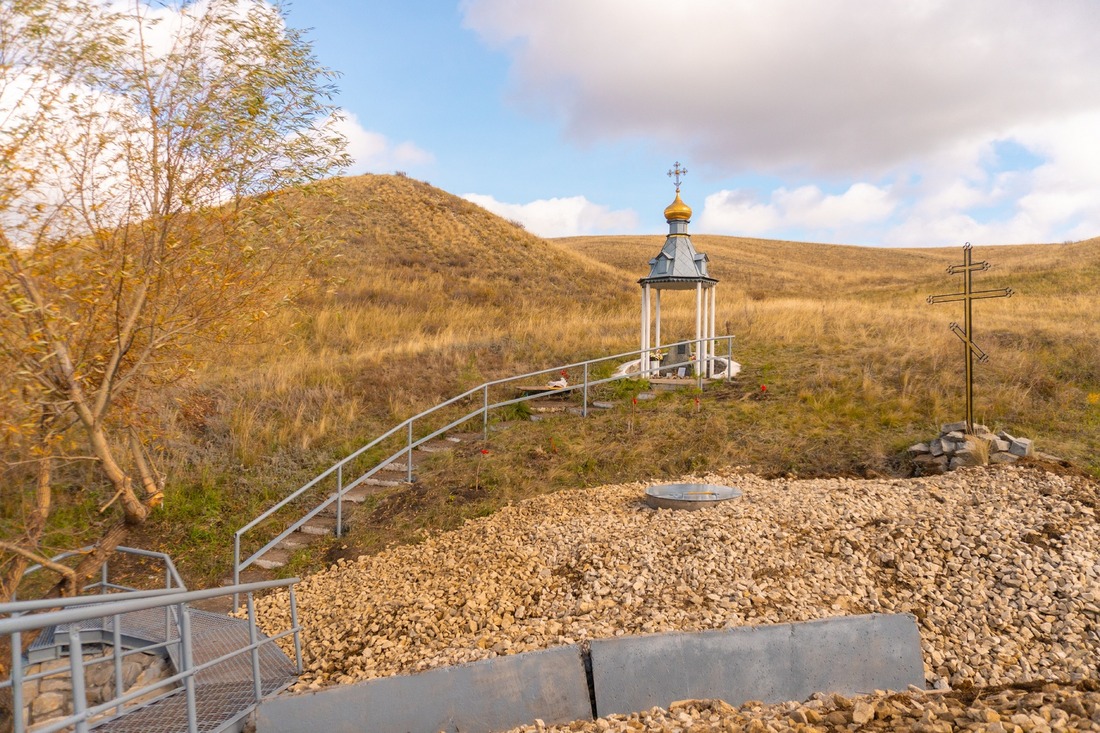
[1008,436,1034,457]
[908,443,931,456]
[244,466,1099,733]
[31,691,67,719]
[941,421,969,433]
[852,700,875,724]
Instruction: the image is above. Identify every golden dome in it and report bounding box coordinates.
[664,189,692,221]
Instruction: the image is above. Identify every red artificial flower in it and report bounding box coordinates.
[480,448,490,455]
[760,384,767,392]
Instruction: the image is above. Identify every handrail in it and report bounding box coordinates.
[234,336,737,592]
[2,578,301,733]
[0,587,183,616]
[17,545,186,601]
[0,578,295,635]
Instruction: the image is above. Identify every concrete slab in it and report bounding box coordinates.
[590,613,924,717]
[255,644,592,733]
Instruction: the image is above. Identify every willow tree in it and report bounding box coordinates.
[0,0,349,601]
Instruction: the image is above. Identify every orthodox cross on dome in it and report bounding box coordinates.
[927,243,1014,433]
[667,161,688,189]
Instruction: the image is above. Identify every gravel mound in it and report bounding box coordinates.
[252,465,1098,720]
[507,683,1100,732]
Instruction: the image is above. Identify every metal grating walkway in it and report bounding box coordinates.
[30,607,297,732]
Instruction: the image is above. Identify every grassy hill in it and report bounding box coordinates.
[16,173,1099,589]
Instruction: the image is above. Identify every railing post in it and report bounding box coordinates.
[728,336,734,382]
[336,463,343,539]
[100,559,109,592]
[12,629,23,733]
[233,535,241,612]
[113,614,124,716]
[483,384,489,441]
[179,603,199,733]
[289,587,303,673]
[246,593,263,703]
[406,421,414,483]
[69,628,89,733]
[165,560,172,641]
[583,362,589,417]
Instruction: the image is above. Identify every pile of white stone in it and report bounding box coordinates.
[507,685,1100,732]
[252,465,1098,707]
[908,421,1034,474]
[20,651,171,729]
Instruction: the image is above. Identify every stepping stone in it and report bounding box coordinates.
[341,487,373,503]
[220,568,270,586]
[300,519,334,536]
[254,549,289,570]
[592,401,615,409]
[418,441,455,453]
[636,392,656,401]
[361,477,404,488]
[276,532,314,550]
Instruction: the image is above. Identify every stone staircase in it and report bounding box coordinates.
[233,395,648,587]
[241,435,479,576]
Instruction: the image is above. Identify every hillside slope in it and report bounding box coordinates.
[70,176,1100,587]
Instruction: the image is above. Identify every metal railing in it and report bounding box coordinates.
[0,578,301,733]
[16,545,186,601]
[233,336,736,595]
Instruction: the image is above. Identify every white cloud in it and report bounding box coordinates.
[696,190,780,236]
[462,193,638,238]
[464,1,1100,245]
[333,111,434,175]
[462,0,1100,177]
[698,183,896,240]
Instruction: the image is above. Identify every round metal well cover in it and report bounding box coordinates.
[644,483,742,510]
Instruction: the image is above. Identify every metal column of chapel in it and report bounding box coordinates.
[639,163,719,378]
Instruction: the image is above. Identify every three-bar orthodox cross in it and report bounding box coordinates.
[667,161,688,188]
[927,243,1013,433]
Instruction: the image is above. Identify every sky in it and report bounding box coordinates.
[283,1,1100,247]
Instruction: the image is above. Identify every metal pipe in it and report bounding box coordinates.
[482,384,489,440]
[289,587,302,673]
[728,336,734,382]
[247,594,263,703]
[407,421,414,483]
[179,604,198,733]
[0,578,298,636]
[582,362,589,417]
[336,463,343,539]
[113,614,124,716]
[12,629,23,733]
[233,535,241,612]
[69,628,89,733]
[0,587,182,615]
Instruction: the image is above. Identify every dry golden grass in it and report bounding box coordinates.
[103,175,1100,584]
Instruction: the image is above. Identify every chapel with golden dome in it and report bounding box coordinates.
[637,162,721,379]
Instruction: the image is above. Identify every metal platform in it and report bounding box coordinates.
[27,606,297,732]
